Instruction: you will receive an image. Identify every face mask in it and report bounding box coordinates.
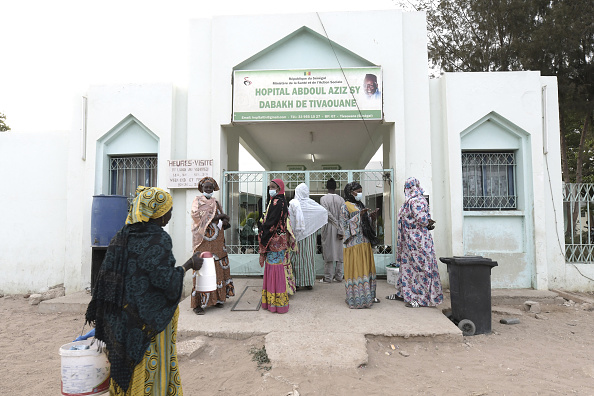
[203,192,213,199]
[269,189,277,197]
[355,192,363,201]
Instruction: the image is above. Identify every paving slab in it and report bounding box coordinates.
[265,331,367,369]
[177,336,207,360]
[177,278,462,342]
[38,291,91,314]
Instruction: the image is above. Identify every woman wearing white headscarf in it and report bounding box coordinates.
[289,183,328,290]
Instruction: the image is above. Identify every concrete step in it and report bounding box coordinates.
[265,331,367,369]
[38,291,90,314]
[177,336,207,360]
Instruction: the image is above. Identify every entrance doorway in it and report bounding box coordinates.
[222,169,395,276]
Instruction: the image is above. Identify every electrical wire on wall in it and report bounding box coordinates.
[542,97,593,284]
[316,12,385,173]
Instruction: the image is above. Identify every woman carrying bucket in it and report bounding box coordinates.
[85,186,203,395]
[190,177,235,315]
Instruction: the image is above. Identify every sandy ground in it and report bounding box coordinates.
[1,292,594,396]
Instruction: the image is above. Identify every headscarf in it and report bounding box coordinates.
[271,178,285,194]
[125,186,173,224]
[344,181,378,246]
[198,177,220,193]
[399,177,430,226]
[86,208,184,392]
[404,177,425,201]
[289,183,328,241]
[259,178,288,251]
[191,194,218,251]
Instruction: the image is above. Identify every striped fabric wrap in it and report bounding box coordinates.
[291,233,317,287]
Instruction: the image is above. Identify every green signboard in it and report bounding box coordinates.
[233,67,382,122]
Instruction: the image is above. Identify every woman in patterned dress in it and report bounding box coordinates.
[190,177,235,315]
[388,177,443,307]
[86,186,203,395]
[259,178,296,313]
[340,181,380,309]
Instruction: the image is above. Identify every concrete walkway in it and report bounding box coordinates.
[39,277,559,369]
[177,278,459,368]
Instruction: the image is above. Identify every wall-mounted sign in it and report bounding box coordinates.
[233,67,382,122]
[167,159,213,189]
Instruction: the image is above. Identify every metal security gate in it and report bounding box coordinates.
[563,183,594,263]
[222,169,396,276]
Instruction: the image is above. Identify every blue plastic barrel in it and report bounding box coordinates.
[91,195,129,246]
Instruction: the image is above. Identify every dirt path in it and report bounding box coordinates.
[1,293,593,395]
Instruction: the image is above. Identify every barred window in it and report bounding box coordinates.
[109,156,158,199]
[462,152,517,210]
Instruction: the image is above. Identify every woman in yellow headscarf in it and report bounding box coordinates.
[86,186,203,396]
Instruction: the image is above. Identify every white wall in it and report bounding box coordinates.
[432,71,567,290]
[64,83,186,293]
[0,131,69,294]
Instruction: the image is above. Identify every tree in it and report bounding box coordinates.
[0,113,10,132]
[396,0,593,180]
[395,0,594,237]
[396,0,550,74]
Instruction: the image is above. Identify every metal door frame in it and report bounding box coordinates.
[222,169,396,276]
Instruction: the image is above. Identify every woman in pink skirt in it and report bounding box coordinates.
[258,178,296,313]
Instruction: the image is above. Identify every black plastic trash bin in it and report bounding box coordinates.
[439,256,498,336]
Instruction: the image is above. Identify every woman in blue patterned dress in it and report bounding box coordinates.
[388,177,443,307]
[340,182,380,308]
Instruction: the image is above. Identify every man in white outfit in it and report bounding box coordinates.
[320,178,345,283]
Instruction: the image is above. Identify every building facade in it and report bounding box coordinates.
[1,10,583,295]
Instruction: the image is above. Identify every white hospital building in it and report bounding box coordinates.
[2,9,588,295]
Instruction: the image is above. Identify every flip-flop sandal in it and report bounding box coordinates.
[373,298,381,304]
[193,307,205,315]
[405,301,420,308]
[385,294,404,301]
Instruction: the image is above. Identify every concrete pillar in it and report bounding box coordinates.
[383,128,393,250]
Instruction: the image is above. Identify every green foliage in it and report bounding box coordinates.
[396,0,594,182]
[249,346,271,371]
[240,211,259,227]
[0,113,10,132]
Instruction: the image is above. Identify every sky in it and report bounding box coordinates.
[0,0,398,133]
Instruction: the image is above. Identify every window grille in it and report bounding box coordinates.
[109,156,158,200]
[462,152,517,210]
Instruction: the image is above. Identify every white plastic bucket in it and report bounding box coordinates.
[195,252,217,292]
[386,266,400,286]
[59,339,110,396]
